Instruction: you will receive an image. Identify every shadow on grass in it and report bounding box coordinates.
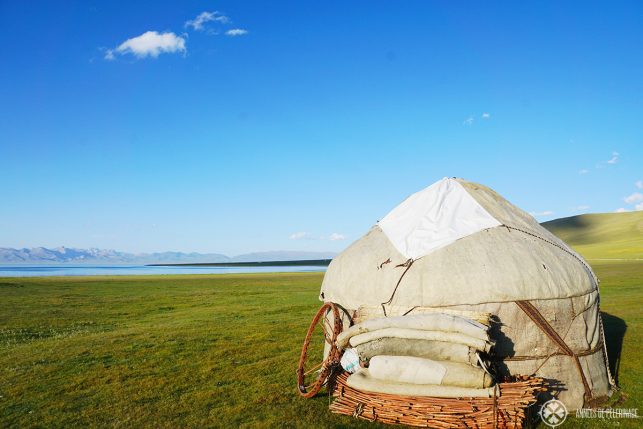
[601,311,627,385]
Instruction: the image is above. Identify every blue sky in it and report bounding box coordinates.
[1,1,642,254]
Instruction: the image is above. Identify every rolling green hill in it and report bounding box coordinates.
[542,211,643,259]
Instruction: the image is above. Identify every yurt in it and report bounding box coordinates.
[318,177,614,412]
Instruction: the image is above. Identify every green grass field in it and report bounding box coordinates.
[0,262,641,428]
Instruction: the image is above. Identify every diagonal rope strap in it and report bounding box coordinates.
[380,258,414,317]
[515,300,592,404]
[597,303,618,389]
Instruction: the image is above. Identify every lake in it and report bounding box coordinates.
[0,264,327,277]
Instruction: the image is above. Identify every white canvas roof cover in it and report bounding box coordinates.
[378,177,501,260]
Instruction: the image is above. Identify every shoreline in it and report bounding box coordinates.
[0,270,327,280]
[146,258,332,267]
[0,263,328,278]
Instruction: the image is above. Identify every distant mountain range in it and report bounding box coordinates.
[0,247,338,265]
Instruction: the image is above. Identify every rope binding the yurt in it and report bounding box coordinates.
[503,225,599,285]
[379,258,414,317]
[515,300,593,405]
[352,402,365,418]
[597,302,618,390]
[377,258,391,269]
[492,384,499,429]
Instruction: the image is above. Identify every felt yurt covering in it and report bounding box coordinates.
[320,177,614,410]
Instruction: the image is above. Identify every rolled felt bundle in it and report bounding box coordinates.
[368,355,493,388]
[353,305,492,327]
[354,337,479,365]
[348,328,493,353]
[346,368,495,398]
[336,313,488,349]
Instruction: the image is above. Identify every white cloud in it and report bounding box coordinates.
[624,192,643,204]
[615,208,628,213]
[529,210,554,217]
[463,116,474,126]
[607,151,619,164]
[481,113,491,119]
[226,28,248,37]
[328,233,345,241]
[636,180,643,189]
[289,232,312,240]
[574,205,590,211]
[107,31,186,59]
[578,169,589,175]
[636,202,643,211]
[185,11,229,31]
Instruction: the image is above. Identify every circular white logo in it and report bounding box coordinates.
[539,399,568,427]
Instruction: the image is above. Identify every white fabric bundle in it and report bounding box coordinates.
[336,313,488,349]
[354,337,479,365]
[368,355,493,388]
[347,369,495,398]
[348,328,492,353]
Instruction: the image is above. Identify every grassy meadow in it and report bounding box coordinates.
[0,262,641,428]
